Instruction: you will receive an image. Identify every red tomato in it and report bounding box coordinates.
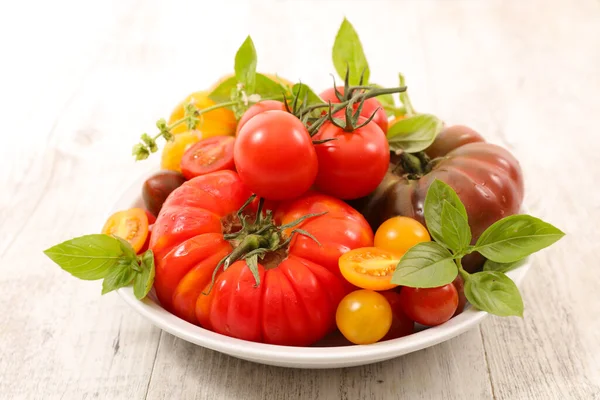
[320,87,388,134]
[452,275,467,317]
[180,136,235,180]
[312,118,390,200]
[150,172,374,346]
[234,111,318,201]
[381,291,415,340]
[236,100,287,135]
[399,284,459,326]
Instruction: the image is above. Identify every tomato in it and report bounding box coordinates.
[320,87,388,134]
[151,171,373,346]
[336,290,392,345]
[353,125,524,272]
[234,110,318,201]
[452,275,467,317]
[380,291,415,340]
[168,91,236,136]
[312,118,389,200]
[142,171,186,217]
[374,216,431,256]
[236,100,287,136]
[161,131,201,172]
[102,208,149,253]
[180,136,235,180]
[144,210,156,225]
[399,284,459,326]
[338,247,398,291]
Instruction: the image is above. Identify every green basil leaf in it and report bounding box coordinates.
[391,242,457,288]
[43,234,123,280]
[332,18,370,85]
[483,258,528,273]
[254,73,289,98]
[464,271,524,317]
[441,200,472,253]
[387,114,443,153]
[208,76,237,104]
[101,260,136,295]
[113,235,137,261]
[424,179,469,249]
[371,83,396,117]
[474,215,565,263]
[133,250,155,300]
[235,36,257,93]
[245,254,261,287]
[397,73,415,116]
[292,83,323,106]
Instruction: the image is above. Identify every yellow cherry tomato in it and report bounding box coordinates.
[336,290,393,345]
[160,131,200,172]
[339,247,400,291]
[168,91,236,136]
[101,208,149,253]
[374,216,431,255]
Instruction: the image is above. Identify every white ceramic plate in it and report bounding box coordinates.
[116,164,531,369]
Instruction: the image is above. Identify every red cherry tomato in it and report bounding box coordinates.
[452,275,467,316]
[399,284,459,326]
[234,110,318,201]
[180,136,235,180]
[312,117,389,200]
[381,291,415,340]
[320,87,388,134]
[236,100,287,135]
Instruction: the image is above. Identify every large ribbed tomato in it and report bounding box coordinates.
[353,125,524,271]
[150,171,373,346]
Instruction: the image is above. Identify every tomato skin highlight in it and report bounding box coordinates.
[236,100,287,135]
[102,208,149,253]
[180,136,235,180]
[234,110,318,201]
[399,284,459,326]
[338,247,399,291]
[336,290,393,345]
[313,118,390,200]
[374,216,431,256]
[320,87,388,134]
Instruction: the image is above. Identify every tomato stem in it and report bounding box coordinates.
[455,258,470,281]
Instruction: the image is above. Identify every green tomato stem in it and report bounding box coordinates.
[456,258,470,281]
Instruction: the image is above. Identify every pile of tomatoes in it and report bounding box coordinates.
[102,74,524,347]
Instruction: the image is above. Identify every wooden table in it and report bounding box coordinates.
[1,0,599,398]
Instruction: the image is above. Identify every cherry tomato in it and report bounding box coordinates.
[339,247,399,291]
[313,117,389,200]
[161,131,201,172]
[234,110,318,201]
[374,216,431,256]
[399,284,459,326]
[102,208,149,253]
[381,291,415,340]
[236,100,287,135]
[142,171,186,217]
[320,87,388,134]
[180,136,235,180]
[336,290,392,344]
[144,210,157,225]
[452,275,467,317]
[168,91,236,136]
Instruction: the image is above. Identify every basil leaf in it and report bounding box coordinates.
[235,36,257,93]
[483,258,528,274]
[391,242,457,288]
[441,200,472,253]
[398,73,414,116]
[424,180,469,249]
[255,73,289,98]
[113,235,137,261]
[133,250,155,300]
[464,271,524,317]
[292,83,323,106]
[102,260,136,295]
[246,254,261,287]
[371,83,396,117]
[387,114,443,153]
[332,18,370,85]
[44,234,123,280]
[474,215,565,263]
[208,76,237,104]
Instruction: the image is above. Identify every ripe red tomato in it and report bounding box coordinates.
[452,275,467,317]
[399,284,459,326]
[236,100,287,135]
[150,172,374,346]
[380,290,415,340]
[234,110,318,201]
[180,136,235,180]
[320,87,388,134]
[312,118,389,200]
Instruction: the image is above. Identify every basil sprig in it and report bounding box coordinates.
[391,179,564,317]
[44,234,155,300]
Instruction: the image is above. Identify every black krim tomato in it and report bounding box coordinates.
[351,125,524,271]
[142,171,186,217]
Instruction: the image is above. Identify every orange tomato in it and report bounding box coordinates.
[336,289,393,344]
[374,216,431,256]
[161,131,201,172]
[338,247,399,291]
[102,208,149,253]
[168,91,236,136]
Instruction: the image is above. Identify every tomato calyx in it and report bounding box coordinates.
[393,151,433,179]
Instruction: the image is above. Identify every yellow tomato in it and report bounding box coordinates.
[374,216,431,256]
[168,91,236,136]
[160,131,200,172]
[336,290,393,345]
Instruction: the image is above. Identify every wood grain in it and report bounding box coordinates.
[1,0,599,399]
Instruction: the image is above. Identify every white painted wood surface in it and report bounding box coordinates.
[1,0,599,398]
